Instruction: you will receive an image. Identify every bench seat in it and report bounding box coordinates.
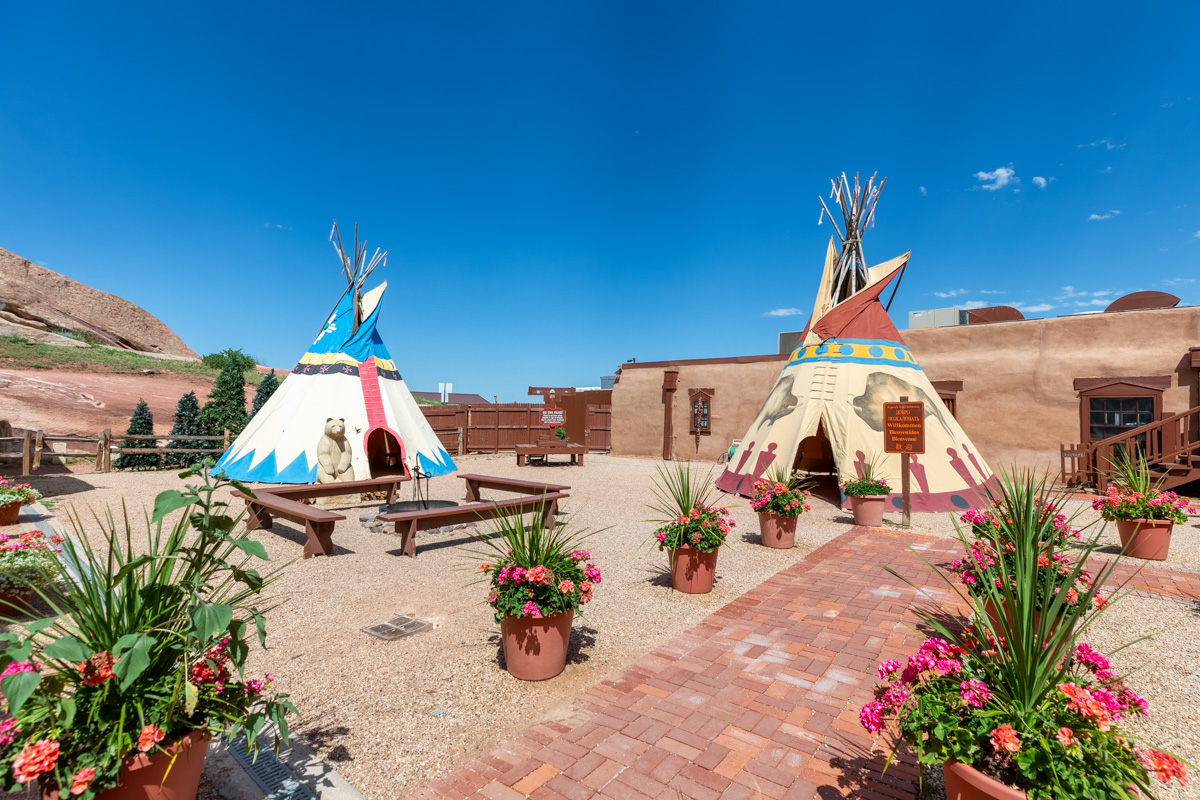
[376,491,568,557]
[457,473,571,501]
[234,489,346,558]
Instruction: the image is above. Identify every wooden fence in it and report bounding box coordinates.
[0,429,231,475]
[419,403,612,455]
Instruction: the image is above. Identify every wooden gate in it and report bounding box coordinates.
[586,405,612,452]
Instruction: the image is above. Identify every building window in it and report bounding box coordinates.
[930,380,963,419]
[1088,397,1153,443]
[1074,377,1168,447]
[688,388,714,435]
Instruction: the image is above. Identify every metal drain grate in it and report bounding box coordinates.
[228,735,317,800]
[362,615,432,641]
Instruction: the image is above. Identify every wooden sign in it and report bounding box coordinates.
[883,402,925,454]
[539,407,566,426]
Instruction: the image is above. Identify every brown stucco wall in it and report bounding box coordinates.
[611,356,786,461]
[905,306,1200,473]
[611,307,1200,473]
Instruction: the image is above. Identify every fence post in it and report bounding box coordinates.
[457,427,465,456]
[21,430,32,476]
[95,431,105,471]
[32,430,44,471]
[223,428,230,451]
[103,428,112,472]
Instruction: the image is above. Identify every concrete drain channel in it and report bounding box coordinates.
[228,735,318,800]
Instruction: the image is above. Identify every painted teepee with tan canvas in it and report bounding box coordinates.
[716,174,996,511]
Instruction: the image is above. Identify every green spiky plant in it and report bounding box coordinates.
[863,469,1191,797]
[645,462,735,553]
[1095,450,1193,524]
[464,504,601,623]
[0,465,295,798]
[843,452,891,497]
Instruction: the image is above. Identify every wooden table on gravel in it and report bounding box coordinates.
[514,438,586,467]
[377,490,569,558]
[235,476,411,558]
[458,473,571,502]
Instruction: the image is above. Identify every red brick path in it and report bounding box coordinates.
[406,529,1200,800]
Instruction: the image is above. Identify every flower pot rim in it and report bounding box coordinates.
[122,729,211,770]
[945,758,1028,799]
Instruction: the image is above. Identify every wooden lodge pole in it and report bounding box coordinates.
[21,430,32,476]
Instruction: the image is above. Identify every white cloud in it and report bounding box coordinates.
[1088,210,1120,220]
[1163,277,1195,287]
[978,289,1006,295]
[1077,138,1126,151]
[1022,303,1055,313]
[1032,176,1047,189]
[1092,290,1112,296]
[919,186,928,196]
[1100,166,1112,174]
[263,222,291,230]
[1162,102,1174,108]
[763,308,803,317]
[974,166,1018,191]
[1193,231,1200,238]
[961,300,989,310]
[932,289,967,298]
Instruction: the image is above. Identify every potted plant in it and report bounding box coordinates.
[647,463,735,594]
[843,459,890,526]
[750,467,813,549]
[0,465,295,800]
[0,530,63,614]
[468,505,600,681]
[1092,451,1194,561]
[0,480,42,527]
[955,491,1086,635]
[863,470,1189,799]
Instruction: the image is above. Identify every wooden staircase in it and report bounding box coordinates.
[1062,405,1200,491]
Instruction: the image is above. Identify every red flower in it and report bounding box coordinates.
[69,767,96,796]
[12,739,59,784]
[78,651,118,686]
[137,724,165,752]
[989,725,1020,753]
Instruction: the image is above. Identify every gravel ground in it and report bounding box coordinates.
[17,459,1199,800]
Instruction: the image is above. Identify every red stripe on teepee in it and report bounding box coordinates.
[358,357,388,430]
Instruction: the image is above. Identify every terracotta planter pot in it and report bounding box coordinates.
[1115,519,1173,561]
[0,590,33,616]
[849,495,886,527]
[943,759,1027,800]
[668,546,719,594]
[500,609,574,681]
[0,502,21,526]
[981,600,1067,639]
[758,511,797,549]
[42,730,209,800]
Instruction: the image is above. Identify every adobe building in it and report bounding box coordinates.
[611,297,1200,481]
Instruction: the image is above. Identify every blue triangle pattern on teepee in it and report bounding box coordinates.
[418,450,456,477]
[213,447,317,484]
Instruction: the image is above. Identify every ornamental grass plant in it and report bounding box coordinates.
[646,462,735,553]
[862,469,1190,798]
[466,504,601,622]
[1093,450,1194,524]
[0,465,295,799]
[843,457,891,497]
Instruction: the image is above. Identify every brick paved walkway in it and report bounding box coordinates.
[407,528,1200,800]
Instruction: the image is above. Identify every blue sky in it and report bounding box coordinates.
[2,2,1198,401]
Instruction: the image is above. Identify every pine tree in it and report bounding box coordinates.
[201,361,249,439]
[114,399,161,470]
[250,370,281,419]
[166,391,208,468]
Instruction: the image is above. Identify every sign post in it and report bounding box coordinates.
[883,396,925,527]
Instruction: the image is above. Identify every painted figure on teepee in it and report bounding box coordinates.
[716,174,995,512]
[214,222,456,483]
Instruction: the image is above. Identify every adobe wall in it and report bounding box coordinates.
[905,306,1200,473]
[611,307,1200,472]
[611,356,786,461]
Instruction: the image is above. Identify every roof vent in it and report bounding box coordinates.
[1103,291,1180,313]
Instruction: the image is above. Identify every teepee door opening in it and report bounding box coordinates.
[794,422,835,473]
[366,427,410,478]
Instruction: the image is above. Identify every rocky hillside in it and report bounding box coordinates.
[0,246,198,358]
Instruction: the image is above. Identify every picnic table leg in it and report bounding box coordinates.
[396,520,419,557]
[516,453,525,467]
[578,452,584,466]
[465,479,481,502]
[386,482,397,505]
[304,521,335,558]
[542,499,558,530]
[245,503,273,531]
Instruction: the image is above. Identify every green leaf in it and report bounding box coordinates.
[43,635,91,663]
[59,696,76,728]
[0,671,40,715]
[232,568,263,591]
[22,617,58,636]
[253,609,268,647]
[185,682,199,716]
[228,479,256,499]
[113,554,156,583]
[5,642,33,664]
[152,490,193,523]
[112,633,140,657]
[112,633,156,690]
[191,604,233,645]
[229,537,269,561]
[191,511,236,533]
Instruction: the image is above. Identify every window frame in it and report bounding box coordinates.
[1074,378,1167,446]
[688,387,715,436]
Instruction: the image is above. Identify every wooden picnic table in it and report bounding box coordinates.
[514,439,586,467]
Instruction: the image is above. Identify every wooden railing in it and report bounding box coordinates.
[1,429,231,474]
[1064,405,1200,490]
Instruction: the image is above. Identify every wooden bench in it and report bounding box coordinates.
[458,473,571,502]
[234,490,346,558]
[515,438,586,467]
[263,476,410,504]
[377,492,568,557]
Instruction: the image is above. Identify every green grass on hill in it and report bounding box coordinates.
[0,336,273,385]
